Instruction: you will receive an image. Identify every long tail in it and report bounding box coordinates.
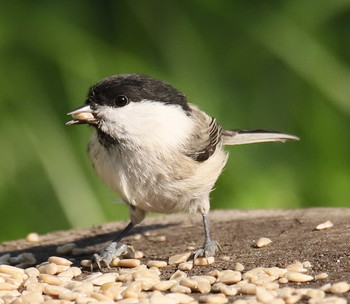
[222,129,299,146]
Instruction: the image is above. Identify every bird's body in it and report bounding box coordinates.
[88,103,228,219]
[67,73,298,270]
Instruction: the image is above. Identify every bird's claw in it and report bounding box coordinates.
[90,242,129,271]
[192,240,222,264]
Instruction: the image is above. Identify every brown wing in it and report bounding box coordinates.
[185,105,223,162]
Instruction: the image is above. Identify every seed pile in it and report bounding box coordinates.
[0,250,349,304]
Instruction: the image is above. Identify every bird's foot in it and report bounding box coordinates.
[90,242,129,271]
[192,240,223,263]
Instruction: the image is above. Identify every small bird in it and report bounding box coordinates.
[67,73,298,270]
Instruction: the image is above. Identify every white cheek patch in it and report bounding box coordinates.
[97,100,194,149]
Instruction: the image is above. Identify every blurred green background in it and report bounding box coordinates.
[1,0,349,242]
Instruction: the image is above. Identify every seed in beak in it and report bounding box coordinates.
[71,112,95,120]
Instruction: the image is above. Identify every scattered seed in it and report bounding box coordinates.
[166,292,195,304]
[117,259,141,268]
[207,269,221,278]
[110,257,120,267]
[195,275,216,285]
[113,297,139,304]
[79,260,91,270]
[239,283,257,295]
[129,234,142,241]
[256,237,272,248]
[178,261,193,271]
[72,282,94,295]
[147,260,167,268]
[48,256,72,267]
[170,283,192,294]
[302,261,312,268]
[43,285,69,296]
[285,272,313,282]
[218,270,242,284]
[39,274,62,285]
[25,232,40,243]
[169,270,187,281]
[316,220,333,230]
[278,277,288,284]
[192,277,211,294]
[221,256,230,262]
[309,297,347,304]
[264,282,279,290]
[200,294,228,304]
[194,257,215,266]
[235,263,245,272]
[168,252,191,265]
[306,289,325,298]
[149,293,175,304]
[286,261,307,273]
[88,273,119,286]
[91,291,114,302]
[21,290,45,303]
[0,283,18,291]
[270,299,285,304]
[315,272,328,280]
[152,280,177,291]
[24,267,40,278]
[329,282,350,294]
[2,235,349,304]
[211,283,238,296]
[320,283,332,292]
[179,278,198,290]
[134,251,144,259]
[37,263,58,275]
[264,267,287,278]
[146,235,166,242]
[122,282,142,298]
[256,286,274,303]
[186,245,196,250]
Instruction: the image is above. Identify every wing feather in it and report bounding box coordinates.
[185,105,223,162]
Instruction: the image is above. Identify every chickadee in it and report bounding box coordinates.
[67,73,298,270]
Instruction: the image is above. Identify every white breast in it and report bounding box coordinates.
[88,101,228,214]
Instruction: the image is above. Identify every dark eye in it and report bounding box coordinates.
[114,95,129,107]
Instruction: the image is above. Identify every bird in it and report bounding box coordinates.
[66,73,299,270]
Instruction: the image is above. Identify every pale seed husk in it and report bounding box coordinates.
[316,220,333,230]
[194,257,215,266]
[178,261,193,271]
[284,272,313,282]
[152,280,177,291]
[235,263,245,272]
[117,259,141,268]
[315,272,328,280]
[146,260,167,268]
[256,237,272,248]
[48,256,72,267]
[329,282,350,294]
[199,294,228,304]
[168,252,191,265]
[25,233,40,243]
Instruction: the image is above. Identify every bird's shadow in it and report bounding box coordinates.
[0,223,178,266]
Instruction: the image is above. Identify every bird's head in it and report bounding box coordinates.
[67,74,194,148]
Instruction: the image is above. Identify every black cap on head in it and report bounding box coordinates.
[86,74,191,112]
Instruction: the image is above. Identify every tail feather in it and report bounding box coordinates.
[222,129,299,146]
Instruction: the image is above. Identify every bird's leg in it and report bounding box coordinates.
[91,221,134,271]
[91,206,145,271]
[193,213,221,262]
